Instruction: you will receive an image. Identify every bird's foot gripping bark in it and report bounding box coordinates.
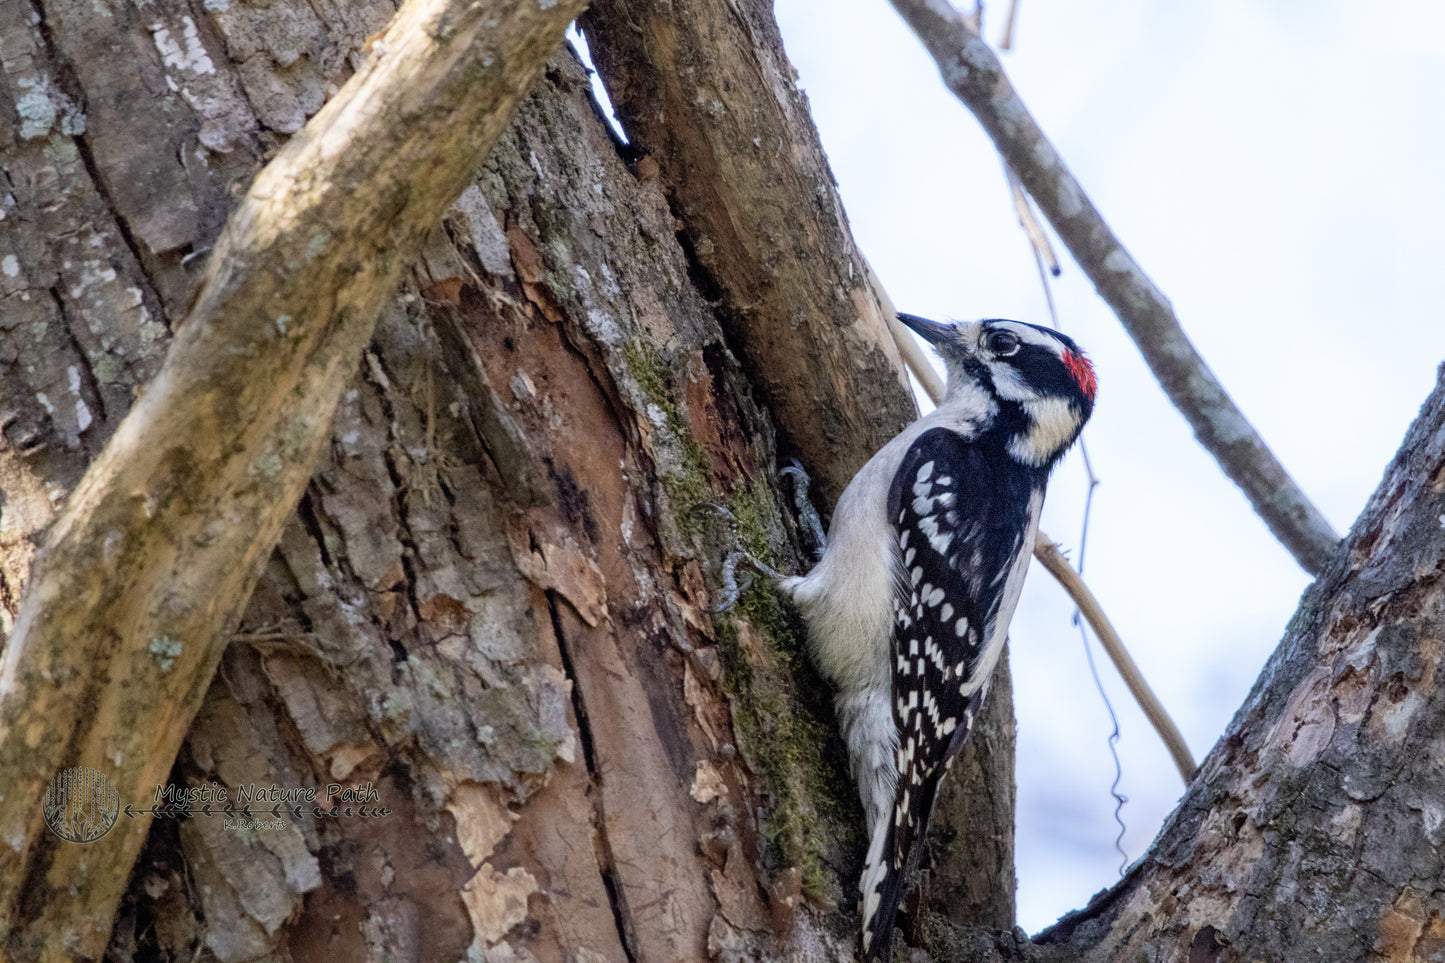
[701,460,826,612]
[779,459,826,562]
[692,503,787,612]
[714,547,786,612]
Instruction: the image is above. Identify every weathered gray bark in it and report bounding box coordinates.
[0,0,912,956]
[4,0,1443,955]
[0,0,588,954]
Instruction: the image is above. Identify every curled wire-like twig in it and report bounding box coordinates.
[1033,540,1197,783]
[1005,157,1135,848]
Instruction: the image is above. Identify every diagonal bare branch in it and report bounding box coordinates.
[1032,540,1197,783]
[888,0,1341,576]
[0,0,584,955]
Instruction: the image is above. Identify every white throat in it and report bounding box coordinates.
[1006,396,1082,467]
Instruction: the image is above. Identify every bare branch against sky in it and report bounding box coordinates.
[888,0,1341,576]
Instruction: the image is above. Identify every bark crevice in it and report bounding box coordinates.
[21,0,165,324]
[49,286,110,429]
[545,588,642,963]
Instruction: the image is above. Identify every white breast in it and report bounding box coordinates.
[780,388,996,695]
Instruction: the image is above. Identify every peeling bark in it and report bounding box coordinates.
[5,0,1440,955]
[4,11,871,953]
[1,0,587,953]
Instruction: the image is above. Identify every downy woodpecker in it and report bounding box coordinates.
[779,315,1096,961]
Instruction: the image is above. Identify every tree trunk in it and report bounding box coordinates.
[4,0,988,954]
[3,0,1441,956]
[1037,367,1445,962]
[0,0,587,950]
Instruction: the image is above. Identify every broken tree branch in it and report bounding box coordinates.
[887,0,1341,576]
[0,0,584,955]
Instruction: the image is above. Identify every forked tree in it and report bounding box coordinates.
[0,0,1440,961]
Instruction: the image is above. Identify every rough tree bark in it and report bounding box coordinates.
[3,0,978,955]
[1037,367,1445,962]
[0,0,587,953]
[4,0,1020,953]
[2,0,1442,958]
[576,0,1016,931]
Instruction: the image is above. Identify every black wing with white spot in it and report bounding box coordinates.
[860,427,1040,961]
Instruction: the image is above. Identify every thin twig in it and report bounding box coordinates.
[881,290,1197,784]
[870,262,946,402]
[1006,168,1059,276]
[887,0,1341,576]
[1009,166,1131,840]
[1006,165,1102,574]
[1034,540,1197,783]
[1075,606,1131,873]
[998,0,1021,52]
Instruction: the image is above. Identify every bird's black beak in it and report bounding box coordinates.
[897,312,955,347]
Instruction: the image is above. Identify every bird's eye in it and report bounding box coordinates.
[986,330,1021,356]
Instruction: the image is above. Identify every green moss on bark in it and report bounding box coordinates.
[617,335,859,907]
[714,480,860,907]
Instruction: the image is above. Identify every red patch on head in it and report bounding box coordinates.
[1063,350,1097,401]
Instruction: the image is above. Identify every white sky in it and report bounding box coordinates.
[770,0,1445,932]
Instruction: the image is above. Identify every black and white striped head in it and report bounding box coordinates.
[899,314,1097,468]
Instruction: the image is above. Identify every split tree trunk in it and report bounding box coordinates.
[1,0,1007,954]
[2,0,1443,958]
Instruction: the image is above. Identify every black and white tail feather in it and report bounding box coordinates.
[779,315,1096,962]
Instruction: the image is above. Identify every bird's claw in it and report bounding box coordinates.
[779,460,826,562]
